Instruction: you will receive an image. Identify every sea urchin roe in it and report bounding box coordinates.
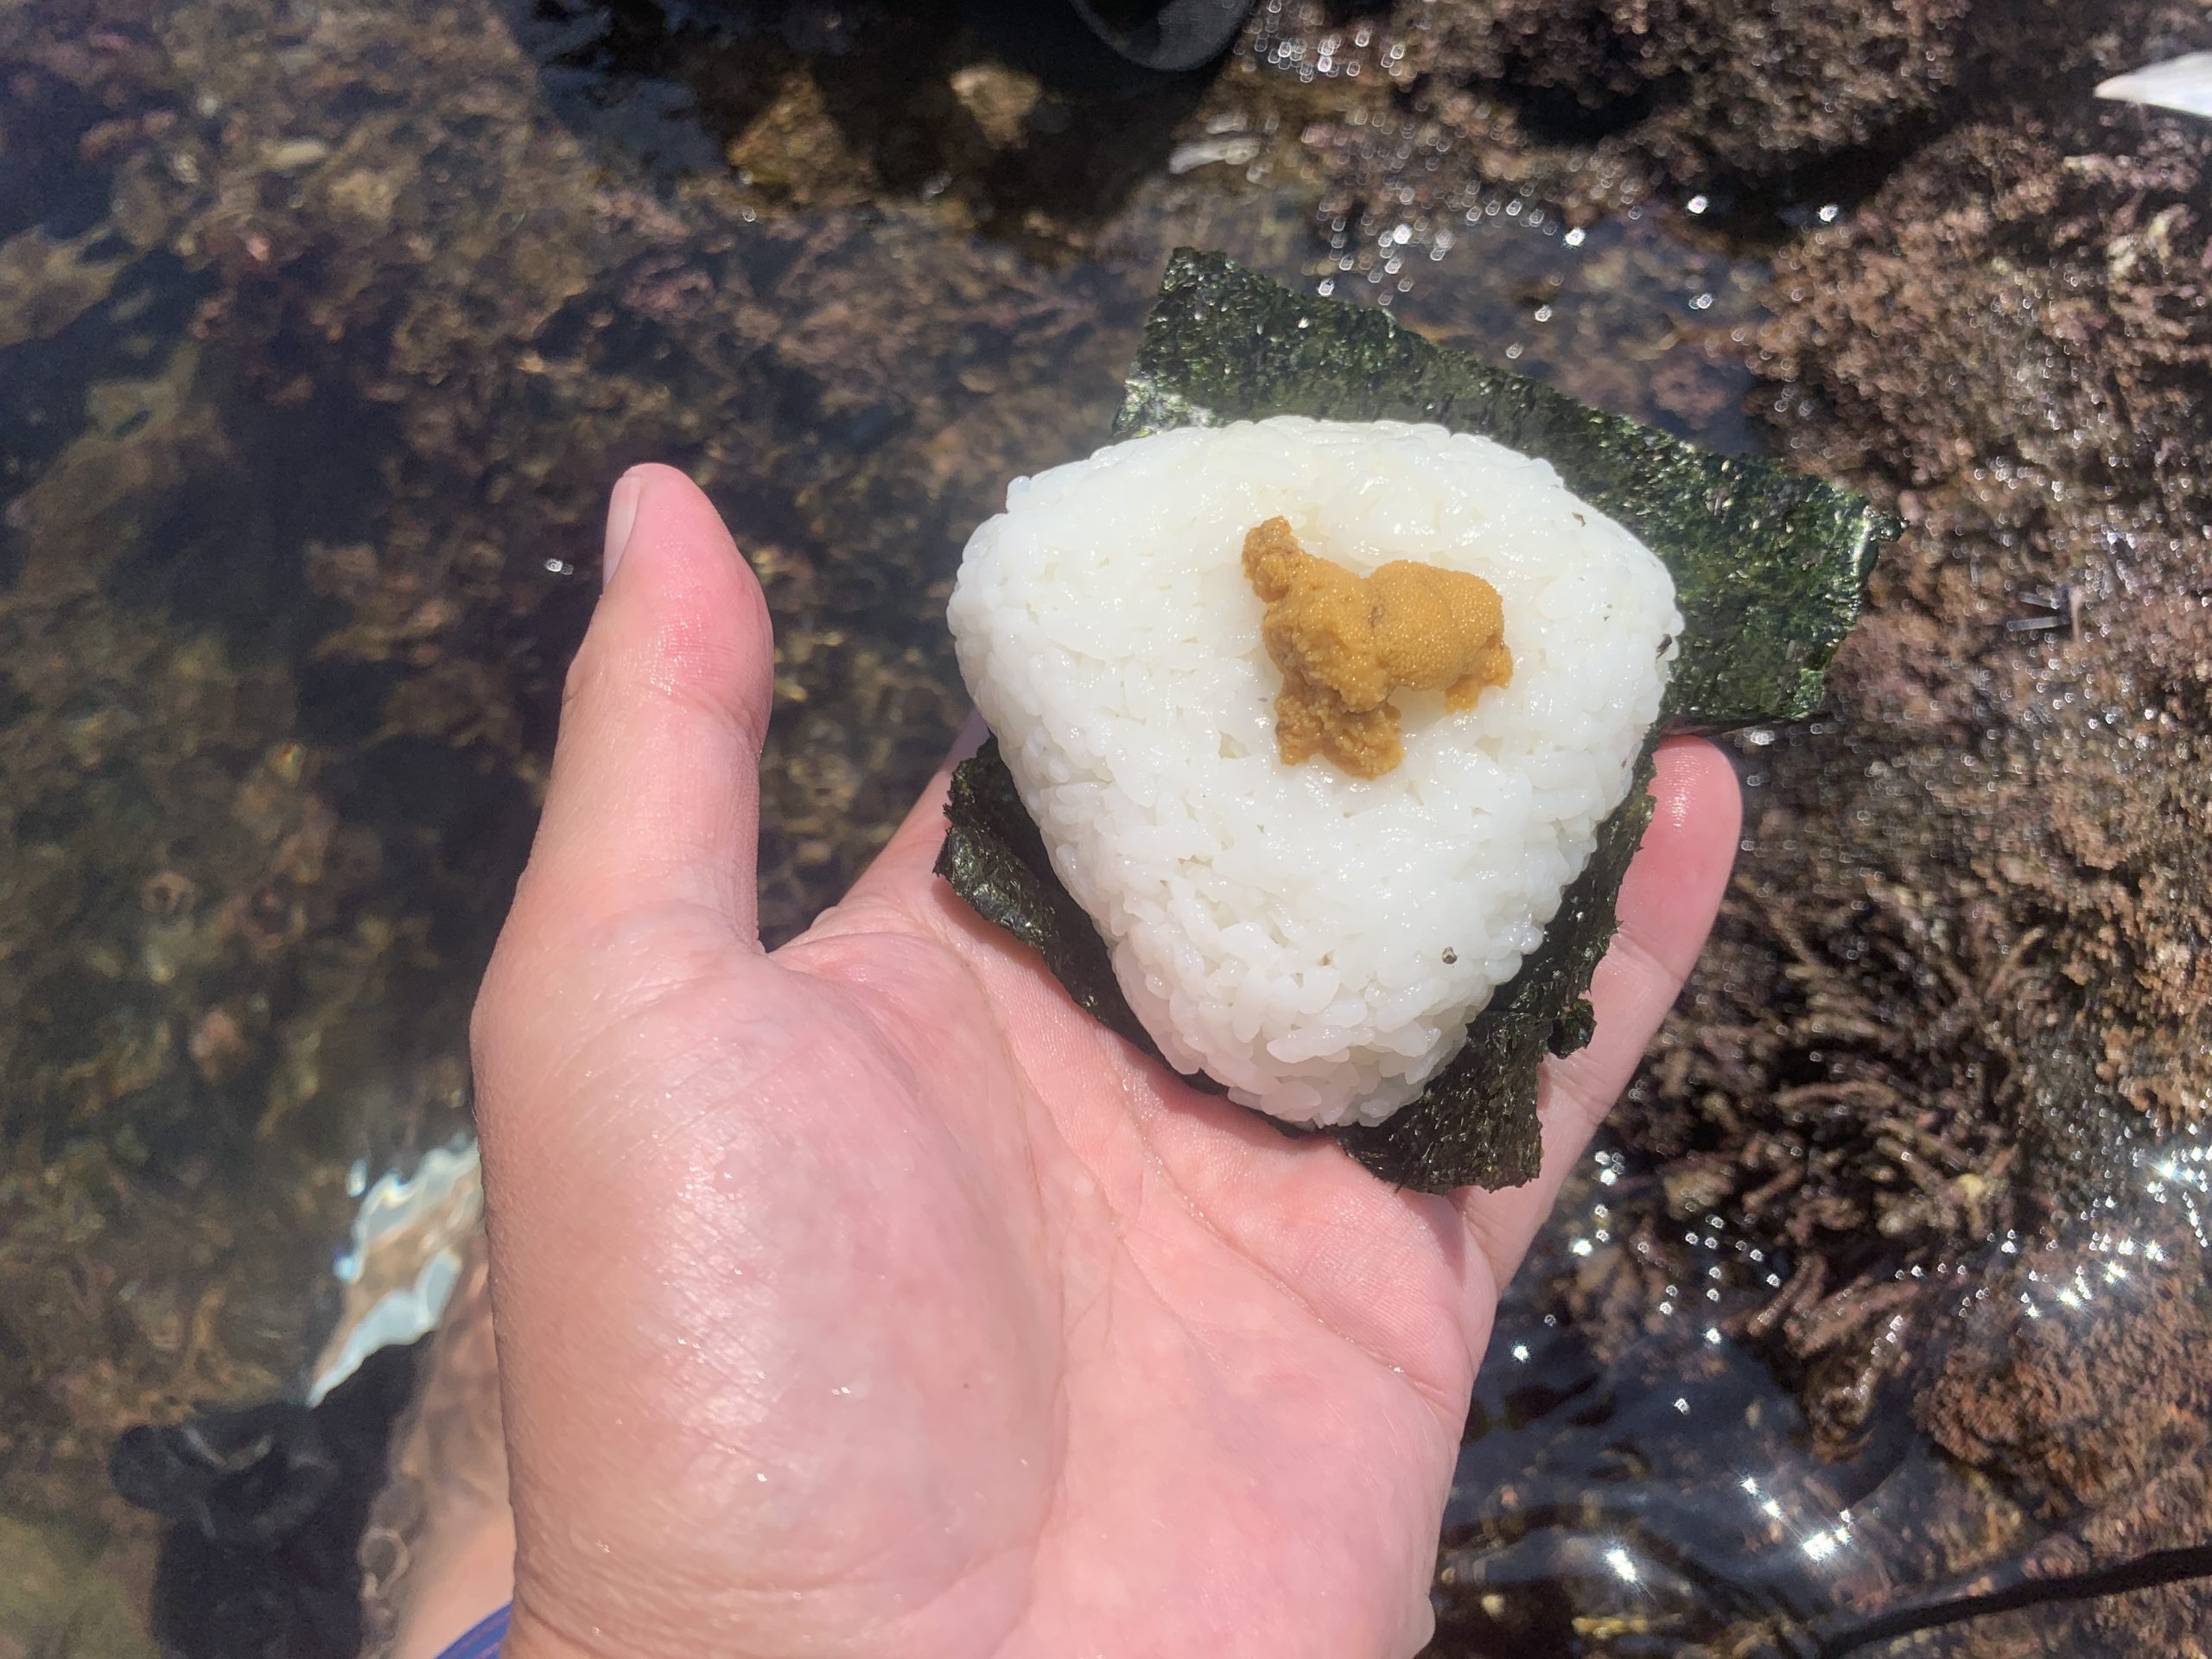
[1243,516,1512,779]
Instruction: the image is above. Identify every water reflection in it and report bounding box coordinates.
[1434,1119,2212,1656]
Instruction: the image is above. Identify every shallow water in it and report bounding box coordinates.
[3,3,2205,1655]
[1435,1115,2212,1656]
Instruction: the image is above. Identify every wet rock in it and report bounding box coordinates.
[1592,49,2212,1659]
[1255,0,2202,225]
[0,226,130,350]
[1637,91,2212,1252]
[1927,1221,2212,1520]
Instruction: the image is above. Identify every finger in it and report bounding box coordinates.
[1456,736,1741,1282]
[831,709,988,916]
[510,464,774,949]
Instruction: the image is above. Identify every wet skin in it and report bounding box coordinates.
[468,465,1739,1659]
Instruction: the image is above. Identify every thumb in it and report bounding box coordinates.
[513,462,772,947]
[473,462,773,1104]
[466,466,779,1659]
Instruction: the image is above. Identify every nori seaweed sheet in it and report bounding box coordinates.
[936,251,1896,1192]
[938,740,1186,1065]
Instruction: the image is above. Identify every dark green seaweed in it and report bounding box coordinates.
[936,251,1895,1191]
[938,739,1173,1062]
[1117,251,1894,727]
[1335,747,1654,1190]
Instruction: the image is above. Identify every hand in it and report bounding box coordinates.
[469,466,1740,1659]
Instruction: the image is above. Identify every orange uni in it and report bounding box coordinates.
[1242,516,1512,779]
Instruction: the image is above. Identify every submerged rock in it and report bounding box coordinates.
[10,0,2212,1650]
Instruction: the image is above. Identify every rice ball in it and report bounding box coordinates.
[947,416,1680,1128]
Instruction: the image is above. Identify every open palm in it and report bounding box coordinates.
[470,467,1739,1659]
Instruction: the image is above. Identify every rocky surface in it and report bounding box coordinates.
[1619,91,2212,1382]
[1254,0,2201,221]
[7,0,2212,1654]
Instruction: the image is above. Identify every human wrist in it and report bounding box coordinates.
[479,1600,618,1659]
[398,1503,514,1657]
[423,1598,612,1659]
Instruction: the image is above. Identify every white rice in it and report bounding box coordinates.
[947,416,1680,1128]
